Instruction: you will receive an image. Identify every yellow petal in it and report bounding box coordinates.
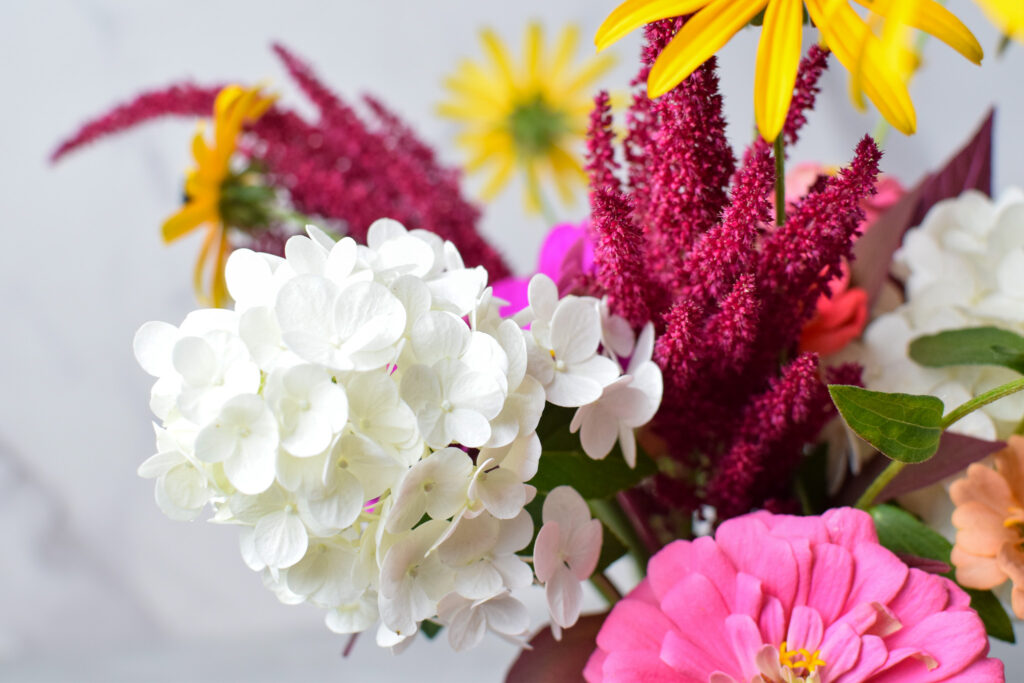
[549,144,586,203]
[976,0,1024,40]
[550,25,581,81]
[853,0,984,64]
[754,0,804,141]
[648,0,769,98]
[193,225,219,306]
[524,22,543,90]
[595,0,711,51]
[162,200,216,243]
[480,29,519,95]
[807,0,917,134]
[480,151,516,200]
[564,53,619,95]
[522,162,543,214]
[211,229,232,308]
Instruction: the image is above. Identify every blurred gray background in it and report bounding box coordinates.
[1,0,1022,680]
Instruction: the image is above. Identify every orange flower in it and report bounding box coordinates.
[798,262,868,356]
[950,435,1024,618]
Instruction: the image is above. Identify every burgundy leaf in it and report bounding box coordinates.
[836,431,1005,505]
[505,613,607,683]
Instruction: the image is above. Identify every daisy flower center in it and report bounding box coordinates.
[507,94,566,157]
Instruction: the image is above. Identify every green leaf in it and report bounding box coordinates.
[420,619,443,639]
[909,326,1024,374]
[530,447,656,499]
[828,385,944,463]
[871,504,1015,643]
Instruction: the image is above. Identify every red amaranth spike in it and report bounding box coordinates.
[591,189,653,328]
[706,353,834,518]
[51,83,223,162]
[586,90,620,195]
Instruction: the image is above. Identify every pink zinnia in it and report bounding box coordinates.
[585,508,1003,683]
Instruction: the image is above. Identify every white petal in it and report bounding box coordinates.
[546,567,583,629]
[542,485,592,529]
[576,405,619,460]
[172,336,217,387]
[545,372,603,408]
[411,311,469,365]
[326,597,378,634]
[133,321,178,377]
[137,451,183,478]
[255,509,309,569]
[276,275,336,339]
[324,236,358,284]
[532,521,561,583]
[303,470,364,531]
[446,409,492,448]
[527,274,559,323]
[482,594,530,637]
[551,298,601,364]
[366,218,409,249]
[566,519,602,580]
[285,233,327,274]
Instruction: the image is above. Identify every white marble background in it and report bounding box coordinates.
[1,0,1022,680]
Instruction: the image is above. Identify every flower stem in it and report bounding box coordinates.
[774,135,786,227]
[590,571,623,605]
[939,377,1024,431]
[856,376,1024,509]
[589,497,651,574]
[854,459,906,510]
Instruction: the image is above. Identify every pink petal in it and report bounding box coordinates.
[823,507,879,549]
[807,543,854,624]
[845,543,909,611]
[886,569,950,629]
[717,516,798,611]
[660,573,731,645]
[758,596,786,646]
[596,599,675,654]
[832,634,888,683]
[660,630,732,680]
[602,651,692,683]
[734,572,766,620]
[533,521,561,583]
[879,611,989,680]
[786,605,824,652]
[818,622,862,680]
[725,614,766,681]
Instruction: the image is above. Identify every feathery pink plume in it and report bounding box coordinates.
[586,90,620,194]
[591,189,653,328]
[706,353,833,518]
[51,84,223,162]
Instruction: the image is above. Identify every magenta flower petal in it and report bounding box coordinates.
[585,509,1004,683]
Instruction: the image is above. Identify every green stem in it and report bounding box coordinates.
[940,377,1024,431]
[590,571,624,605]
[589,498,651,575]
[774,135,786,227]
[856,376,1024,509]
[855,460,906,510]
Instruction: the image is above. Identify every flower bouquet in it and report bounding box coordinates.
[54,1,1024,680]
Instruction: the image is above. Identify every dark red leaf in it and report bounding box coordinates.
[505,612,607,683]
[835,431,1005,506]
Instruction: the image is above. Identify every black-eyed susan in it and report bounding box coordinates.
[595,0,983,142]
[439,23,615,214]
[162,84,276,307]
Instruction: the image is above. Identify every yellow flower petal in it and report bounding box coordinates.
[565,53,619,96]
[480,29,519,95]
[162,200,216,243]
[648,0,768,98]
[524,22,543,91]
[481,152,516,201]
[754,0,804,141]
[976,0,1024,40]
[854,0,984,64]
[550,25,581,80]
[808,0,917,133]
[595,0,710,51]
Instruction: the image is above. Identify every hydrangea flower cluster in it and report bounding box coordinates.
[860,188,1024,441]
[133,219,661,650]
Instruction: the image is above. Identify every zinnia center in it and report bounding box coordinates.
[779,641,825,678]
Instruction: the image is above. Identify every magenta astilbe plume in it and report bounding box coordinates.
[585,18,880,521]
[52,44,509,278]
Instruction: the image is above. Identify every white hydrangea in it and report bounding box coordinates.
[133,220,663,651]
[860,189,1024,441]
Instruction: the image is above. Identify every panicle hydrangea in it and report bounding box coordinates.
[860,188,1024,441]
[134,219,662,650]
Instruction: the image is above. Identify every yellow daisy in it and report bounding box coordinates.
[439,23,616,214]
[595,0,983,142]
[162,84,276,308]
